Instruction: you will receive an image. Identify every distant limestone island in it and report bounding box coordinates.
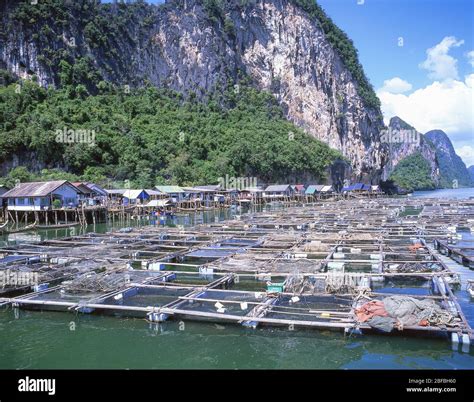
[469,166,474,183]
[382,116,474,193]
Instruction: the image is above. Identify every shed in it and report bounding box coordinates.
[320,185,333,193]
[155,186,185,202]
[305,185,325,195]
[264,185,293,197]
[122,189,150,205]
[292,184,306,194]
[145,189,164,200]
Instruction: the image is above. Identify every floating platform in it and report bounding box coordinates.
[1,197,473,351]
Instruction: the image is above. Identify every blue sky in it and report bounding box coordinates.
[317,0,474,165]
[103,0,473,165]
[318,0,473,89]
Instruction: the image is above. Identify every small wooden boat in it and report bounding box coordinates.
[1,221,81,235]
[35,222,81,230]
[0,220,9,233]
[3,222,38,234]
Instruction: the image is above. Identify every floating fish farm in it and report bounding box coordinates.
[1,198,473,352]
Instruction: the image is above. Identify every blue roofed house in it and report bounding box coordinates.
[122,189,150,205]
[342,183,371,193]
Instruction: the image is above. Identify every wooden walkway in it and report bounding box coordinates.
[1,197,473,351]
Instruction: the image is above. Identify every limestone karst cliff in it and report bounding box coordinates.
[0,0,388,181]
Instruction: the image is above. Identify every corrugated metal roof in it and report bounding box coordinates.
[305,185,325,194]
[145,189,163,196]
[321,185,333,192]
[155,186,185,193]
[85,183,108,196]
[193,185,221,192]
[2,181,72,198]
[71,182,92,194]
[123,190,148,199]
[106,189,126,195]
[181,187,201,194]
[265,185,291,192]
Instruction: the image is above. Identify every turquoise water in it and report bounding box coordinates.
[0,309,472,369]
[413,187,474,199]
[0,192,473,369]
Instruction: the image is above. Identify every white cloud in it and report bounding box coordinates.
[377,74,473,135]
[456,145,474,167]
[379,37,474,167]
[467,50,474,67]
[379,77,412,94]
[419,36,464,80]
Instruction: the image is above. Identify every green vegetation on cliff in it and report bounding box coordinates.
[0,78,341,187]
[389,153,437,191]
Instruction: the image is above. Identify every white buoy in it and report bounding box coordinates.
[451,333,459,351]
[461,334,471,353]
[290,296,300,304]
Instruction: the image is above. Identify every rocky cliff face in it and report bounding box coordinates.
[383,116,440,185]
[425,130,473,187]
[0,0,387,181]
[468,166,474,184]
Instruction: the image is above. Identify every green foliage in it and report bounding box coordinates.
[52,199,62,209]
[0,167,34,188]
[0,80,341,187]
[8,0,154,90]
[224,17,236,38]
[36,169,80,182]
[0,167,79,188]
[389,153,436,191]
[291,0,380,109]
[203,0,224,24]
